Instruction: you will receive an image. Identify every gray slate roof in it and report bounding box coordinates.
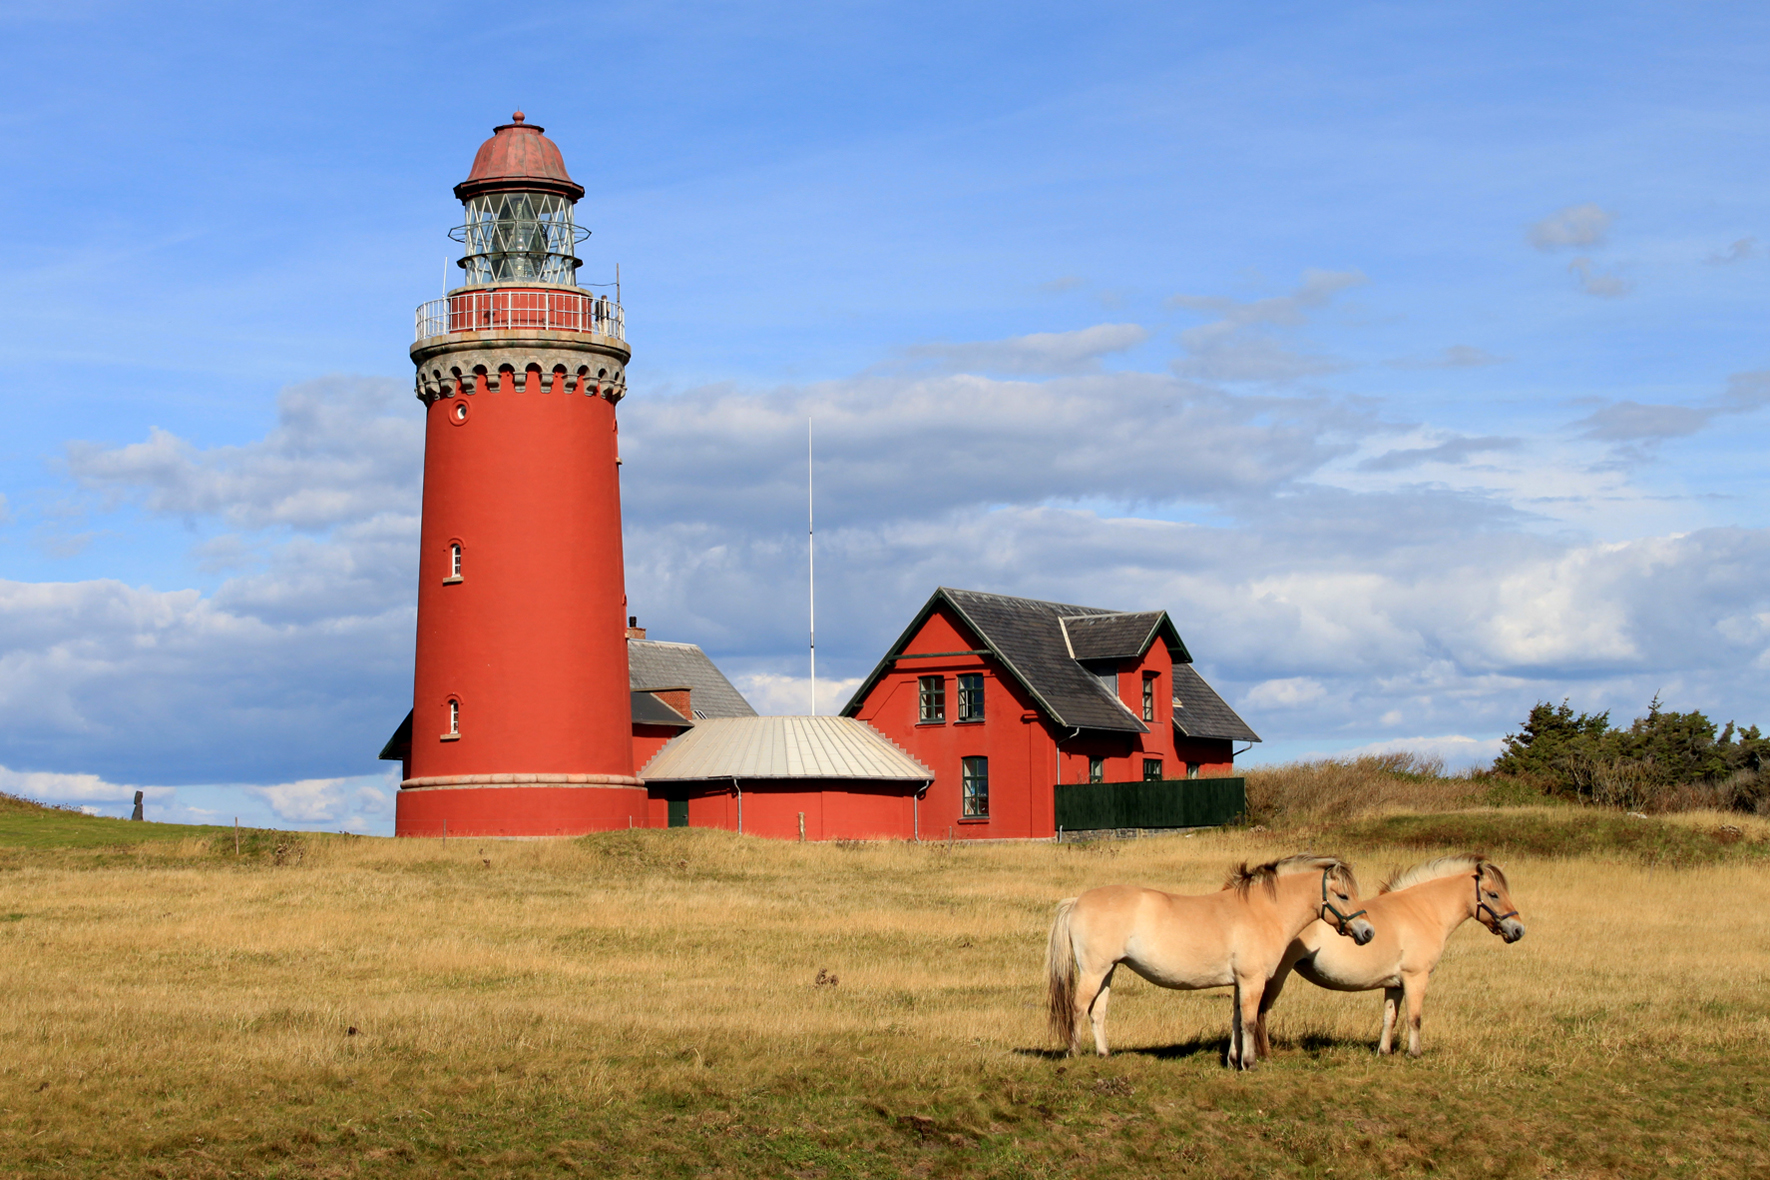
[630,691,694,728]
[640,716,933,782]
[843,587,1206,735]
[1171,664,1261,742]
[1063,611,1168,661]
[628,640,757,719]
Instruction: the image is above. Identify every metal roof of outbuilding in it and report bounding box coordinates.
[640,717,933,783]
[455,112,585,202]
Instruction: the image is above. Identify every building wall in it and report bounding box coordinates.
[645,781,919,840]
[408,371,636,784]
[632,724,683,773]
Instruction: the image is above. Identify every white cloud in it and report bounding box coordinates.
[731,672,864,716]
[904,323,1149,374]
[1329,734,1506,770]
[1387,345,1508,370]
[1243,677,1326,708]
[251,774,394,826]
[66,376,420,532]
[1568,256,1632,298]
[1705,237,1756,266]
[1530,203,1614,250]
[0,762,395,832]
[1357,435,1521,472]
[1168,269,1365,382]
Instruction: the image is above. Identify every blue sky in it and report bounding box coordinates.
[2,1,1768,833]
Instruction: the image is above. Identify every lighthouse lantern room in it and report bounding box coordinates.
[394,113,644,838]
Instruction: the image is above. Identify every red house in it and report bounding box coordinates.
[839,587,1260,840]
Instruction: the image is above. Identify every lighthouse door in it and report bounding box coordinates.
[667,797,689,828]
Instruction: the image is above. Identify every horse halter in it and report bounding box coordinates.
[1320,868,1367,934]
[1474,864,1518,930]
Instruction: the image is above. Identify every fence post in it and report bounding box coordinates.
[798,812,805,842]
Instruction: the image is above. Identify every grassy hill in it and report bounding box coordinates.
[0,792,290,853]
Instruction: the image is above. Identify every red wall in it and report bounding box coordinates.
[645,781,919,840]
[406,355,636,786]
[396,783,647,837]
[397,340,640,839]
[632,725,682,773]
[851,604,1238,839]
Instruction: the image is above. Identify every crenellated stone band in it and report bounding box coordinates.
[400,773,645,790]
[411,333,631,407]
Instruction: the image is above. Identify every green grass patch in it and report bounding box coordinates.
[0,791,291,854]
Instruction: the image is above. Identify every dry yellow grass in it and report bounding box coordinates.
[1242,754,1493,823]
[1,821,1768,1177]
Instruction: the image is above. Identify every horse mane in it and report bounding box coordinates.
[1379,852,1502,894]
[1224,853,1358,899]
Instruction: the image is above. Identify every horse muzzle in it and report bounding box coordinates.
[1500,919,1525,944]
[1348,917,1375,945]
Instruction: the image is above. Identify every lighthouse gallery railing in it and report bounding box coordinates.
[415,290,625,343]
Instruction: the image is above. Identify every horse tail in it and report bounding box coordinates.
[1045,897,1079,1047]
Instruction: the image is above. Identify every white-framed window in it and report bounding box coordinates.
[1142,673,1157,722]
[448,542,463,581]
[961,756,989,818]
[956,673,985,722]
[918,675,946,723]
[448,699,460,736]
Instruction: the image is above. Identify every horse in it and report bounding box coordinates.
[1253,853,1524,1059]
[1045,853,1374,1069]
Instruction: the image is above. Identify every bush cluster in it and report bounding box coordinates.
[1491,697,1768,813]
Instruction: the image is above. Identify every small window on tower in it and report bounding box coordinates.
[443,698,461,740]
[918,676,946,723]
[956,673,985,722]
[446,543,463,582]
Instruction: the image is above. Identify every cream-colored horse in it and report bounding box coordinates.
[1254,853,1524,1058]
[1045,854,1374,1069]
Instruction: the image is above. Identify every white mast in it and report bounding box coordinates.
[808,417,816,715]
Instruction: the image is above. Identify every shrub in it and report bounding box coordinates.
[1491,697,1768,813]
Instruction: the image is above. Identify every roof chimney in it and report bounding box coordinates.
[625,615,647,640]
[651,687,691,719]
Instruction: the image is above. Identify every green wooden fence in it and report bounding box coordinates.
[1054,777,1246,832]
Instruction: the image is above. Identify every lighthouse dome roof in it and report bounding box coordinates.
[454,112,585,202]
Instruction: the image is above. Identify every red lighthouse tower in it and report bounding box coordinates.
[394,114,644,837]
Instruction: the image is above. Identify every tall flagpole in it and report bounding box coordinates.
[808,418,816,715]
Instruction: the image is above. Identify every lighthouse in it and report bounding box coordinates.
[393,113,645,837]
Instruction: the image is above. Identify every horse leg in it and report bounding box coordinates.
[1254,962,1294,1060]
[1378,986,1401,1055]
[1401,972,1427,1058]
[1229,975,1262,1071]
[1085,964,1118,1057]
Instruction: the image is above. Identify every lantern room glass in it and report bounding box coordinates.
[452,192,587,287]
